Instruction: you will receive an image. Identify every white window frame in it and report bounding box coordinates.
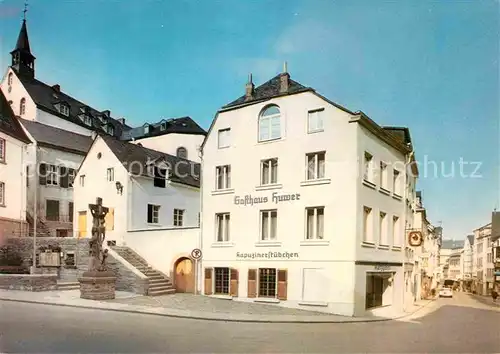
[379,211,388,246]
[107,168,114,182]
[215,213,230,242]
[364,152,374,183]
[84,115,92,126]
[258,106,281,142]
[148,204,160,224]
[215,165,231,190]
[307,109,324,133]
[261,158,278,185]
[47,164,59,186]
[393,169,401,196]
[0,182,5,206]
[380,161,388,190]
[305,206,324,240]
[0,138,5,162]
[218,128,231,149]
[306,151,325,180]
[173,208,184,226]
[392,216,400,247]
[260,209,278,241]
[60,104,70,117]
[79,175,85,187]
[68,169,76,188]
[363,206,373,243]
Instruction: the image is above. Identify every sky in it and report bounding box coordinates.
[0,0,498,239]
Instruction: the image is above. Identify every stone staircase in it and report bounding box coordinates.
[111,246,175,296]
[57,281,80,290]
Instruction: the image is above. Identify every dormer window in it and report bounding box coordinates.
[160,122,167,131]
[176,147,188,159]
[59,104,70,117]
[144,124,150,134]
[107,125,115,135]
[79,114,92,126]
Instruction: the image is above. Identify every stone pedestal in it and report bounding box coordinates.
[78,270,117,300]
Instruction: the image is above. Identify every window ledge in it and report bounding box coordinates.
[361,241,376,248]
[255,241,282,247]
[0,204,5,208]
[147,223,162,227]
[254,298,280,304]
[209,294,233,300]
[211,189,235,196]
[0,160,6,165]
[218,146,230,150]
[378,245,390,250]
[379,187,391,196]
[392,194,403,201]
[300,240,330,246]
[392,246,402,251]
[257,138,282,145]
[298,301,328,307]
[256,184,283,191]
[362,179,376,189]
[211,242,235,248]
[307,129,324,134]
[300,178,331,187]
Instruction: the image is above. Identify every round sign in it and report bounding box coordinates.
[191,248,202,260]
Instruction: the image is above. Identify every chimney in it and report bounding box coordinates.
[245,73,254,101]
[279,61,290,94]
[52,84,60,93]
[117,117,126,125]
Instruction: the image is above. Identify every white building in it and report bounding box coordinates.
[461,235,474,290]
[0,90,31,238]
[473,222,494,295]
[200,71,419,317]
[73,134,200,289]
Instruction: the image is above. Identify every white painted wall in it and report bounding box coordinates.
[131,133,204,162]
[36,109,93,136]
[0,131,26,223]
[1,68,37,120]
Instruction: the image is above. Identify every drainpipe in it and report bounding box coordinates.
[197,146,204,296]
[31,143,38,274]
[402,148,415,309]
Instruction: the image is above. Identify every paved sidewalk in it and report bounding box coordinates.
[0,289,435,323]
[467,293,500,308]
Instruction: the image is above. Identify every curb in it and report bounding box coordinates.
[0,297,436,324]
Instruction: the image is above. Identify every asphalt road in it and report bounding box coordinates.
[1,293,498,353]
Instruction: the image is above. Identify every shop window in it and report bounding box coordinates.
[258,268,277,297]
[366,273,393,309]
[214,267,230,295]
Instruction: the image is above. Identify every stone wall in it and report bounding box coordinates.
[6,237,90,282]
[0,217,28,239]
[107,253,149,295]
[0,274,57,291]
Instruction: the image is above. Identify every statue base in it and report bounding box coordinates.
[78,270,117,300]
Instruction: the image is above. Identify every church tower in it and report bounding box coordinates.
[10,15,36,79]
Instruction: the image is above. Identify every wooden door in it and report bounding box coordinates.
[175,258,194,293]
[78,211,87,238]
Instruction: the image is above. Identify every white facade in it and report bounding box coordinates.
[131,133,204,163]
[473,223,494,295]
[201,86,414,317]
[0,131,27,235]
[461,236,474,286]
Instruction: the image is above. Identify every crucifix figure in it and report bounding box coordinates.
[88,197,109,272]
[23,2,28,21]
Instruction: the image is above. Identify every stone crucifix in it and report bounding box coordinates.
[88,197,109,272]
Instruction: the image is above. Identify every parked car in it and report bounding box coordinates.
[439,287,453,298]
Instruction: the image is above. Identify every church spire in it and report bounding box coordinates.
[10,2,36,78]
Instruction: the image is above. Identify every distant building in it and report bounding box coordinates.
[473,222,493,295]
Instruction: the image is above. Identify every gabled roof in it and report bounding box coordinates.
[19,119,92,155]
[121,116,206,141]
[221,73,314,110]
[0,90,30,143]
[467,235,474,246]
[382,126,412,146]
[15,74,131,138]
[101,135,200,188]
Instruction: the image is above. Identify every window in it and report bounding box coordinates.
[363,206,373,243]
[258,105,281,142]
[392,216,400,246]
[64,252,76,267]
[393,169,401,196]
[176,147,188,159]
[79,175,85,187]
[47,165,58,186]
[20,98,26,116]
[366,273,393,309]
[26,166,29,187]
[144,125,150,134]
[83,115,92,126]
[153,166,168,188]
[0,182,4,206]
[364,152,373,182]
[261,158,278,185]
[214,267,230,294]
[160,122,167,131]
[306,207,324,240]
[307,109,324,133]
[68,169,76,188]
[216,213,230,242]
[258,268,277,297]
[379,212,387,245]
[69,202,74,223]
[306,152,325,180]
[380,162,388,189]
[56,229,69,238]
[107,125,114,135]
[487,253,492,263]
[173,208,184,226]
[7,73,13,86]
[216,165,231,190]
[260,210,278,241]
[46,200,60,221]
[218,128,230,148]
[59,104,70,117]
[147,204,160,224]
[0,138,5,162]
[107,168,114,182]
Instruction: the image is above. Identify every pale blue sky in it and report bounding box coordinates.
[0,0,498,238]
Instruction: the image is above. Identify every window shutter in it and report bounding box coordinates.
[147,204,153,223]
[230,268,239,297]
[105,208,114,231]
[39,163,46,185]
[277,269,288,300]
[60,166,68,188]
[204,268,213,295]
[248,269,257,298]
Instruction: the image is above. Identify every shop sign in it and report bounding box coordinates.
[374,264,391,271]
[236,251,299,260]
[234,192,301,206]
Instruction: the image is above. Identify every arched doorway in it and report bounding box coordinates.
[174,257,194,293]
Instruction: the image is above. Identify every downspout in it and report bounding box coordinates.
[32,142,38,273]
[20,143,25,236]
[402,148,414,309]
[198,146,204,296]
